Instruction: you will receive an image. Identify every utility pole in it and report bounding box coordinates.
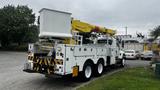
[125,26,128,35]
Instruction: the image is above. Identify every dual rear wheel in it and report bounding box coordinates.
[81,62,93,81]
[81,59,125,81]
[95,61,104,76]
[82,61,104,81]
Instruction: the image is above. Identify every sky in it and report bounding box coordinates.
[0,0,160,37]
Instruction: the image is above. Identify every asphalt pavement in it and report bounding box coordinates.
[0,51,150,90]
[125,59,150,68]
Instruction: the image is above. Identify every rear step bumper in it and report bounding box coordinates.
[23,62,55,74]
[23,69,36,73]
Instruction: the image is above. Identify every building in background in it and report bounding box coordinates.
[143,38,160,51]
[116,35,145,51]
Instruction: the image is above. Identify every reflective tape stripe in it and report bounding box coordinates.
[36,66,39,71]
[44,59,47,65]
[47,59,51,65]
[30,58,63,74]
[36,59,39,63]
[39,59,42,64]
[47,68,50,74]
[28,55,63,65]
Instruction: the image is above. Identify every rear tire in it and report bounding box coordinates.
[81,62,93,81]
[120,58,125,67]
[94,61,104,76]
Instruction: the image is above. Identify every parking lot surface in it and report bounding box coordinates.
[0,51,150,90]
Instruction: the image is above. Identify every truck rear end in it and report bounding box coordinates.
[24,43,65,75]
[23,8,72,76]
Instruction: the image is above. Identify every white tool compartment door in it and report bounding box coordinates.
[65,46,76,74]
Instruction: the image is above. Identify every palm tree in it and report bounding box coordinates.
[150,26,160,40]
[150,26,160,50]
[150,26,160,66]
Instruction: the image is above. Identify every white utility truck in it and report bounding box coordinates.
[23,8,125,81]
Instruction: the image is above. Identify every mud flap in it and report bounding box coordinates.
[72,66,79,77]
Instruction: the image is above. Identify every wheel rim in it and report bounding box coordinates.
[85,66,92,78]
[98,63,103,74]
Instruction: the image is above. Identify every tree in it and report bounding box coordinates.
[150,25,160,49]
[150,26,160,40]
[23,25,39,43]
[0,5,38,47]
[150,26,160,55]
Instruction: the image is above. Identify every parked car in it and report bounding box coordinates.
[124,50,140,59]
[141,51,153,60]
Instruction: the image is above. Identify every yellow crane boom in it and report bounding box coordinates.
[71,20,116,36]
